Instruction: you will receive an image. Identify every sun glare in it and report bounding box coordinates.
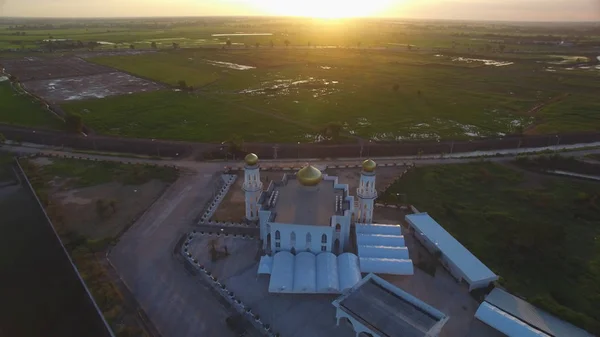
[251,0,393,18]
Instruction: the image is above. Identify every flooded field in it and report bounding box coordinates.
[204,59,256,70]
[23,72,163,103]
[452,57,513,67]
[1,57,113,81]
[239,77,340,97]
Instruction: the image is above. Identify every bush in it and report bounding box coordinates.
[65,112,83,133]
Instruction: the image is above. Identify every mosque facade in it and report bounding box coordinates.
[242,154,378,255]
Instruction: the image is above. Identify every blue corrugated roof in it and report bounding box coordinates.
[485,288,595,337]
[405,213,497,284]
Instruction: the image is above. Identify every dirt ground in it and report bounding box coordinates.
[49,179,168,240]
[2,57,113,81]
[23,71,163,103]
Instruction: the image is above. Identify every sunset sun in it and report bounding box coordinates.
[251,0,394,18]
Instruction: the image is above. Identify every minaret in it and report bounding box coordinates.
[356,159,377,224]
[243,153,262,221]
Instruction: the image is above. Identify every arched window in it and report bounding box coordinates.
[321,234,327,244]
[290,232,296,247]
[306,233,312,250]
[275,230,280,240]
[335,224,341,233]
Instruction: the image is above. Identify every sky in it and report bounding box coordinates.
[1,0,599,21]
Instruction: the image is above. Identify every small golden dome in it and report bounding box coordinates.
[296,164,322,186]
[362,159,377,172]
[244,153,259,166]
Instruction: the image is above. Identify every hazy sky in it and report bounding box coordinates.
[1,0,599,21]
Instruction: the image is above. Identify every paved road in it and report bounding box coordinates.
[109,171,239,337]
[4,141,600,171]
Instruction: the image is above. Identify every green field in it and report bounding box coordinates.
[3,18,600,143]
[78,47,600,142]
[61,90,314,142]
[0,81,64,129]
[380,162,600,334]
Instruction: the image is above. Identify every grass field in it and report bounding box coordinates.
[380,162,600,334]
[0,81,65,129]
[79,47,600,142]
[61,89,315,142]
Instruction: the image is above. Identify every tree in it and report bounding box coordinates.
[177,80,188,89]
[0,133,5,146]
[270,40,274,48]
[357,41,362,48]
[65,112,83,133]
[284,39,290,48]
[320,122,343,141]
[255,42,260,48]
[407,44,412,51]
[226,39,232,48]
[151,41,157,49]
[129,44,135,49]
[499,44,506,53]
[172,42,179,49]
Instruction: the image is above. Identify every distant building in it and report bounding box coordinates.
[475,288,594,337]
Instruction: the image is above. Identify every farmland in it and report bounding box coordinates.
[0,80,64,129]
[380,161,600,335]
[1,17,600,143]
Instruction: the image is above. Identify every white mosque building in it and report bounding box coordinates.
[243,154,415,294]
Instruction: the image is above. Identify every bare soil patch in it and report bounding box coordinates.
[23,71,163,103]
[50,179,168,240]
[2,57,113,81]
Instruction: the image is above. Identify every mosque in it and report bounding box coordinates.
[243,153,415,294]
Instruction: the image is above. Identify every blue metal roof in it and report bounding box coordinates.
[485,288,595,337]
[475,302,551,337]
[405,213,497,284]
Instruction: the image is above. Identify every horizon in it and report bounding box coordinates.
[0,0,599,22]
[1,14,600,24]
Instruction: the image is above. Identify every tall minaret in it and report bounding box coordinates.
[243,153,262,221]
[356,159,377,224]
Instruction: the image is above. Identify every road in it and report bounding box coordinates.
[108,170,240,337]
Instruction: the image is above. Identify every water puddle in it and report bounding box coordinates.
[96,41,115,45]
[212,33,273,37]
[240,77,339,96]
[43,38,68,42]
[320,66,332,70]
[204,60,255,70]
[0,76,8,82]
[452,57,513,67]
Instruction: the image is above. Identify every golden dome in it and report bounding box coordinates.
[244,153,259,166]
[362,159,377,172]
[296,164,322,186]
